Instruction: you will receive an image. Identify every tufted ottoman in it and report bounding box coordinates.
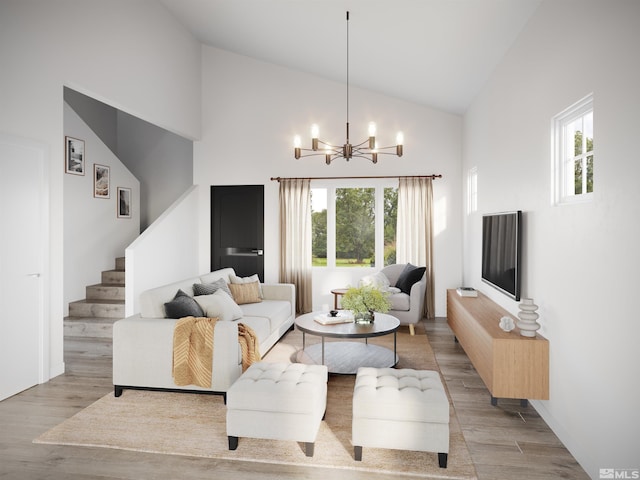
[352,367,450,468]
[226,362,328,457]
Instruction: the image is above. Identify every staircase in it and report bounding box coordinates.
[65,257,125,338]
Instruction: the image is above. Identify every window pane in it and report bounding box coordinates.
[384,187,397,266]
[569,118,583,157]
[584,111,594,153]
[587,155,594,193]
[336,188,375,267]
[311,188,327,266]
[574,159,583,195]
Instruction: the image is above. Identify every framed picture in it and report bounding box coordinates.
[94,164,110,198]
[117,187,132,218]
[65,136,85,175]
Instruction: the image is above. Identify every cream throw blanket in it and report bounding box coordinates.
[172,317,261,388]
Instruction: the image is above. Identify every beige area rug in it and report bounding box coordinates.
[35,327,477,479]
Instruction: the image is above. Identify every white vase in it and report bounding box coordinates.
[517,298,540,337]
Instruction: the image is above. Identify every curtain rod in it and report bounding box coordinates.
[270,174,442,182]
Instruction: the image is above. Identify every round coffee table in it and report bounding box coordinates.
[294,312,400,374]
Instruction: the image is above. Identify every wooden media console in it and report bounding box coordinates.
[446,289,549,405]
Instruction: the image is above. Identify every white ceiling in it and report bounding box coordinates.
[159,0,541,115]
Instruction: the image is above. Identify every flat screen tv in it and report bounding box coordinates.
[481,210,522,301]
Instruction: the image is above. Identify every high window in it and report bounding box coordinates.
[553,94,594,204]
[311,183,397,268]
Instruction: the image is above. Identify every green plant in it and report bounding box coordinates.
[341,285,391,314]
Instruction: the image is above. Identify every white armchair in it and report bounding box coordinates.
[362,263,426,335]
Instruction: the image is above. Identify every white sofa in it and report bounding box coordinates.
[112,268,295,401]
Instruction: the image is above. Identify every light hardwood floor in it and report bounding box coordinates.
[0,318,589,480]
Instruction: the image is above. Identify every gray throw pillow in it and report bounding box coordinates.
[164,289,205,318]
[193,278,232,297]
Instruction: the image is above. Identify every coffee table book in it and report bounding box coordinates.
[314,312,354,325]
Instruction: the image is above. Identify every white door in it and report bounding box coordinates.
[0,134,45,401]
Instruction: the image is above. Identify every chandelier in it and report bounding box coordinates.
[293,11,404,165]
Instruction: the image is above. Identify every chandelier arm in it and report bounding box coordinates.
[349,154,377,163]
[351,139,370,149]
[295,151,334,159]
[315,139,341,150]
[370,150,402,156]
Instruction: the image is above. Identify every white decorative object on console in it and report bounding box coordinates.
[517,298,540,337]
[499,316,515,332]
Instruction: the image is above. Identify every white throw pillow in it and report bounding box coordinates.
[195,290,243,321]
[230,273,263,298]
[359,271,391,290]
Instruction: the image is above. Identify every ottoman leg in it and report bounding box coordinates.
[228,436,238,450]
[438,452,448,468]
[354,446,362,461]
[305,442,315,457]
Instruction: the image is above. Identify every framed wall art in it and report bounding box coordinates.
[94,164,110,198]
[65,136,85,175]
[117,187,132,218]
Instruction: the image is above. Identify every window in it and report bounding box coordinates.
[311,184,397,268]
[553,94,594,204]
[467,167,478,214]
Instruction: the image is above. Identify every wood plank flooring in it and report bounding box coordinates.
[0,318,589,479]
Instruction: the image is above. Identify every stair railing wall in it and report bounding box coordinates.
[125,185,200,317]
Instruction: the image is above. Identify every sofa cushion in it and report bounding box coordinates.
[230,273,263,298]
[199,268,235,285]
[389,292,411,311]
[240,300,291,331]
[163,289,205,318]
[140,277,202,318]
[229,281,262,305]
[237,316,271,343]
[195,290,243,321]
[395,263,426,295]
[193,278,232,297]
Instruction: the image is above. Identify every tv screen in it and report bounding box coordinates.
[481,211,522,301]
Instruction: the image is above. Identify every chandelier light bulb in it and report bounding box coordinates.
[396,132,404,145]
[294,135,301,148]
[368,122,377,137]
[311,124,319,139]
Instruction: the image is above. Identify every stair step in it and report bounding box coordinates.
[102,269,125,285]
[86,283,125,301]
[64,316,117,338]
[68,299,125,319]
[115,257,125,271]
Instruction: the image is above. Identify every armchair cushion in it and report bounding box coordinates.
[389,293,411,311]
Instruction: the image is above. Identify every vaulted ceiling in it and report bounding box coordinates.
[159,0,541,115]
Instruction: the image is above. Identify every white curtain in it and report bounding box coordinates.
[279,178,313,314]
[396,177,435,318]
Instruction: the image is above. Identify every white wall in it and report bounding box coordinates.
[0,0,200,380]
[462,1,640,477]
[125,186,200,316]
[64,102,140,314]
[195,47,462,317]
